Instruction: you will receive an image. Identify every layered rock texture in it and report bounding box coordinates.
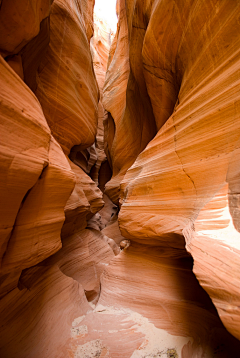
[36,0,98,155]
[1,0,240,357]
[0,0,113,356]
[114,0,240,344]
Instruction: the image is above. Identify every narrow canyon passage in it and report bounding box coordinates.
[1,0,240,358]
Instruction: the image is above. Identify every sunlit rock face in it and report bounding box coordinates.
[186,184,240,341]
[112,0,240,343]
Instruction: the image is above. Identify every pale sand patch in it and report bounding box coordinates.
[89,302,96,309]
[71,305,192,357]
[71,325,88,337]
[95,305,191,357]
[74,339,110,358]
[72,315,85,327]
[120,309,190,357]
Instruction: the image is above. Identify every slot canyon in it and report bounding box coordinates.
[1,0,240,357]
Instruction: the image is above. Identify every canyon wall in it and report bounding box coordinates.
[0,1,115,357]
[1,0,240,357]
[103,0,240,352]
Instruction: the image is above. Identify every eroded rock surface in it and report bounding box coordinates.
[110,0,240,343]
[36,0,99,155]
[0,1,113,356]
[0,0,52,57]
[1,0,240,357]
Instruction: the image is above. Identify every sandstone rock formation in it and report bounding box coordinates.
[107,0,240,345]
[1,0,240,357]
[0,0,52,57]
[36,0,99,155]
[99,243,240,356]
[0,264,90,358]
[0,55,51,296]
[69,14,112,187]
[2,137,75,292]
[103,0,157,204]
[0,1,114,356]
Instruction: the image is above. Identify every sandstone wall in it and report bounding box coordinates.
[103,0,157,204]
[103,0,240,345]
[0,1,115,356]
[1,0,240,357]
[36,0,98,155]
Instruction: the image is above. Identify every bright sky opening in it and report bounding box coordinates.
[94,0,118,32]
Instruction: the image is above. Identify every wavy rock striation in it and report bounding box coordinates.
[1,0,240,357]
[103,0,157,204]
[99,242,240,357]
[0,1,114,357]
[112,0,240,344]
[36,0,98,155]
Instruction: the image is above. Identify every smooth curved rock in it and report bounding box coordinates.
[69,13,111,180]
[103,0,157,203]
[117,0,240,340]
[62,160,104,238]
[0,55,50,273]
[21,17,50,91]
[5,54,24,79]
[1,0,240,355]
[44,228,115,304]
[2,138,75,279]
[0,1,114,357]
[0,0,52,57]
[102,220,125,246]
[36,0,99,154]
[186,184,240,341]
[99,242,240,357]
[0,264,90,358]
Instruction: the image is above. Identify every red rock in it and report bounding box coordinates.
[1,0,240,355]
[99,242,240,356]
[2,138,75,285]
[102,220,125,246]
[0,0,52,57]
[103,0,157,203]
[0,264,90,358]
[5,54,24,80]
[36,0,99,155]
[0,1,113,357]
[62,160,104,238]
[186,184,240,340]
[45,228,115,304]
[21,17,50,91]
[0,55,50,285]
[116,0,240,340]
